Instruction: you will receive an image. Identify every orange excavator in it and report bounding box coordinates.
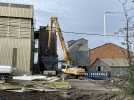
[47,16,85,78]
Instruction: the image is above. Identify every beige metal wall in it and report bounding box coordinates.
[0,3,33,75]
[0,3,33,18]
[0,18,31,38]
[0,38,31,74]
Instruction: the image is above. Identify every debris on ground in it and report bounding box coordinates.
[0,77,132,100]
[13,75,60,81]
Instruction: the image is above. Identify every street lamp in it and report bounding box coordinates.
[104,11,123,35]
[104,10,130,61]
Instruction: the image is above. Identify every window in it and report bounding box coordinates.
[12,48,17,67]
[98,66,101,71]
[34,52,38,64]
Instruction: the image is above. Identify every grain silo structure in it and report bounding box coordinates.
[0,3,33,75]
[68,38,90,70]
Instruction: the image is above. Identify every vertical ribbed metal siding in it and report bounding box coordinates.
[0,4,33,18]
[0,38,31,74]
[0,18,31,38]
[0,3,33,74]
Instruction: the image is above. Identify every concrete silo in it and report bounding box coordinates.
[68,38,90,70]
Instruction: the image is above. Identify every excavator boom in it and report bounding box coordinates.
[48,17,71,65]
[47,16,85,76]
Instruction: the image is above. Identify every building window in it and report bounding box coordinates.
[97,66,101,71]
[35,39,39,49]
[34,52,38,64]
[12,48,17,68]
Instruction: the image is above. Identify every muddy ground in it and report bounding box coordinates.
[0,89,128,100]
[0,79,132,100]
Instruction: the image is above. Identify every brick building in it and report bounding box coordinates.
[89,43,132,76]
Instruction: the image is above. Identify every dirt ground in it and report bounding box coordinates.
[0,79,132,100]
[0,90,122,100]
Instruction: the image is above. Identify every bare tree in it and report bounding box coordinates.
[118,0,134,94]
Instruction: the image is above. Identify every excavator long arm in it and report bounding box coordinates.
[49,17,71,65]
[47,16,85,76]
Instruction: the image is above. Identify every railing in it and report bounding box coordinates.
[86,71,111,80]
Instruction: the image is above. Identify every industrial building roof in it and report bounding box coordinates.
[0,2,33,8]
[68,38,88,51]
[0,2,33,18]
[90,43,128,64]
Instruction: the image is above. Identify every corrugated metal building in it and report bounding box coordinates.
[0,3,33,75]
[68,38,89,70]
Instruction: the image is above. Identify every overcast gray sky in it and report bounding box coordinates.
[0,0,133,49]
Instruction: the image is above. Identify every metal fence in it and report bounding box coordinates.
[86,71,111,80]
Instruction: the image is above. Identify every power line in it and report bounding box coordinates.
[62,31,126,37]
[0,21,132,38]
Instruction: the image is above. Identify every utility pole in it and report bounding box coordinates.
[118,0,132,65]
[118,0,134,94]
[124,9,131,66]
[120,0,131,66]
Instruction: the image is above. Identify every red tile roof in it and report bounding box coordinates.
[90,43,128,64]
